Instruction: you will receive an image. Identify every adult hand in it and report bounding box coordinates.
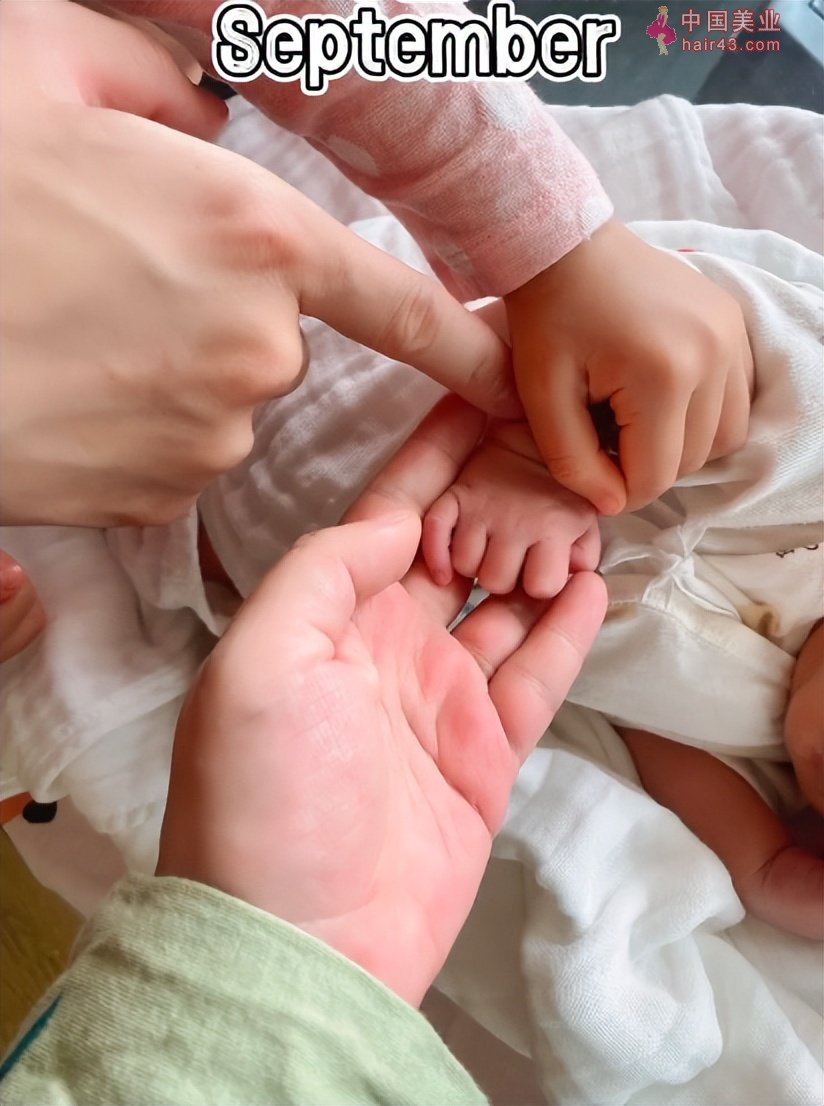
[505,220,754,515]
[157,396,606,1006]
[0,2,514,529]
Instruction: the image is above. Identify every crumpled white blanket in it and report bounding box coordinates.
[2,94,822,1105]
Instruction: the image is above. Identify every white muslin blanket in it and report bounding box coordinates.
[2,95,822,1104]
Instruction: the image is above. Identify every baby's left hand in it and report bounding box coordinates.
[422,421,600,598]
[505,220,754,516]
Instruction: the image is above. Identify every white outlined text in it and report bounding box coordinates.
[212,1,622,94]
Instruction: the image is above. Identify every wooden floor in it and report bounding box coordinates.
[0,829,82,1053]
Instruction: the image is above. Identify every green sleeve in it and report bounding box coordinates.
[0,874,487,1106]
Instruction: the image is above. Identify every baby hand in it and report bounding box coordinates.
[505,220,754,515]
[0,552,45,663]
[785,620,824,814]
[422,421,600,598]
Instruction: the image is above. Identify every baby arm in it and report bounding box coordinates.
[422,421,600,599]
[785,619,824,814]
[619,623,824,942]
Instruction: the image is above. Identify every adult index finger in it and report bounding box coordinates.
[291,197,521,418]
[344,394,484,626]
[488,570,607,764]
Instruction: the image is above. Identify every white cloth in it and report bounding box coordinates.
[2,95,822,1105]
[439,708,824,1106]
[0,517,226,868]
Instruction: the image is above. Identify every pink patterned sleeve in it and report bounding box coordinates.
[114,0,613,299]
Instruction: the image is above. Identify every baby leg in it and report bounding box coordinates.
[620,727,823,940]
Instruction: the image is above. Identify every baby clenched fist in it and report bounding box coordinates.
[506,220,754,516]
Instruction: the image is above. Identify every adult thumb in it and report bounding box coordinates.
[238,512,424,658]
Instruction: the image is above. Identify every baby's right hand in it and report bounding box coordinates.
[422,422,600,598]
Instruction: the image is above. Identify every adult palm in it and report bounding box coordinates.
[158,398,606,1005]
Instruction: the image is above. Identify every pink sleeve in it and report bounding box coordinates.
[116,0,613,299]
